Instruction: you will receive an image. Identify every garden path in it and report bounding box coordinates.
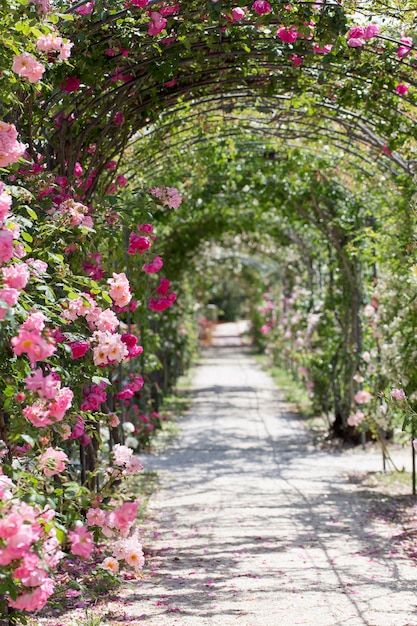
[100,323,417,625]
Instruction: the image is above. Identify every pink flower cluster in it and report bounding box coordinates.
[397,34,413,59]
[111,534,145,573]
[127,232,152,255]
[347,410,365,427]
[0,229,14,266]
[148,11,167,36]
[2,262,30,289]
[108,272,132,308]
[81,381,107,411]
[149,277,177,312]
[69,340,90,359]
[12,53,45,83]
[23,367,73,427]
[149,292,177,311]
[0,467,13,500]
[0,500,64,612]
[0,262,31,319]
[68,524,94,558]
[110,443,144,477]
[391,388,406,401]
[0,121,26,167]
[75,0,94,14]
[56,199,93,229]
[62,292,118,332]
[354,389,372,404]
[69,415,92,446]
[347,24,380,47]
[82,252,105,280]
[230,7,245,21]
[142,255,163,274]
[277,26,300,44]
[0,182,12,224]
[38,447,69,476]
[36,33,73,60]
[117,374,144,400]
[92,330,129,366]
[121,333,143,358]
[396,83,409,95]
[12,312,57,365]
[252,0,271,14]
[86,500,139,538]
[148,186,182,209]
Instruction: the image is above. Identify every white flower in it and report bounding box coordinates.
[125,436,139,450]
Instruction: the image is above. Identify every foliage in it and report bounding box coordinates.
[1,0,417,620]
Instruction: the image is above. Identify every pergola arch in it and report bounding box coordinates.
[28,0,415,199]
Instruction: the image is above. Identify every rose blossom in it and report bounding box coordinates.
[0,288,19,319]
[252,0,271,15]
[69,341,90,359]
[148,11,167,36]
[102,556,119,573]
[277,26,299,43]
[12,53,45,83]
[107,272,132,308]
[38,447,69,476]
[2,262,30,289]
[0,229,14,264]
[0,183,12,222]
[68,525,94,558]
[391,388,406,400]
[127,232,152,255]
[396,83,409,95]
[354,389,372,404]
[0,122,26,167]
[142,256,163,274]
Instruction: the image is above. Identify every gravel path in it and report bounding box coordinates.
[79,324,417,626]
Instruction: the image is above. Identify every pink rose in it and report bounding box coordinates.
[0,122,26,167]
[69,341,90,359]
[277,26,299,43]
[68,525,94,558]
[354,390,372,404]
[252,0,271,15]
[396,83,409,95]
[231,7,245,21]
[61,77,81,93]
[148,12,167,36]
[75,1,94,14]
[0,229,13,263]
[127,233,152,255]
[142,255,163,274]
[12,53,45,83]
[391,388,406,401]
[38,447,69,476]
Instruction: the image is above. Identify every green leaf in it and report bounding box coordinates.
[37,285,56,302]
[21,231,33,243]
[3,385,14,397]
[101,291,113,304]
[21,434,35,447]
[92,376,111,386]
[48,252,65,264]
[25,206,38,220]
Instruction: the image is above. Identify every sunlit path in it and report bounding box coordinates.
[95,322,415,626]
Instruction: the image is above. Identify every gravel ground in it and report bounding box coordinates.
[39,323,417,626]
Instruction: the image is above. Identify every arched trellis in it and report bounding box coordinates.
[122,94,411,178]
[13,0,414,197]
[5,0,417,440]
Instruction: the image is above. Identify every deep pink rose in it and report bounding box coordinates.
[69,341,90,359]
[61,77,81,93]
